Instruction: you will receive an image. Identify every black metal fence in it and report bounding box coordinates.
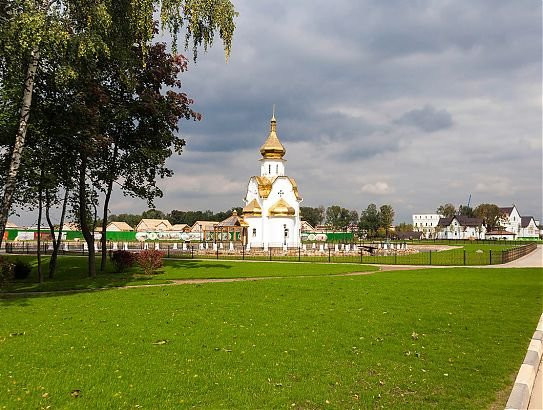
[3,241,537,266]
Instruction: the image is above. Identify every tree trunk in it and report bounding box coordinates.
[0,47,40,248]
[46,188,69,279]
[100,144,118,272]
[37,166,44,283]
[78,154,95,277]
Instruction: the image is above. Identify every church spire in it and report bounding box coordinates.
[260,106,285,159]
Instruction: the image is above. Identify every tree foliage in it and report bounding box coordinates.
[474,203,505,231]
[436,203,456,218]
[300,206,324,227]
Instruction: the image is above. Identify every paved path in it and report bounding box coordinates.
[501,245,543,268]
[528,355,542,409]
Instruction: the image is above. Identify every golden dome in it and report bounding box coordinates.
[268,198,295,217]
[259,112,286,159]
[242,199,262,217]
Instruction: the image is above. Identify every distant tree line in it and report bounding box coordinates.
[300,204,395,238]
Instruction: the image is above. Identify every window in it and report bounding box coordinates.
[276,164,279,173]
[252,228,256,237]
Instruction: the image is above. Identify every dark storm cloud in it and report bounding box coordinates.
[395,105,453,133]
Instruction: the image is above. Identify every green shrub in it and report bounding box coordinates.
[0,257,14,287]
[13,259,32,280]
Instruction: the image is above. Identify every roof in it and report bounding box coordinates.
[396,231,423,240]
[242,199,262,216]
[259,114,286,159]
[437,215,484,227]
[268,198,295,217]
[63,222,80,231]
[252,176,302,200]
[217,211,249,227]
[301,220,315,231]
[106,221,134,231]
[137,219,172,231]
[499,206,515,216]
[171,224,189,231]
[190,221,219,231]
[521,216,535,228]
[487,230,516,235]
[5,222,18,229]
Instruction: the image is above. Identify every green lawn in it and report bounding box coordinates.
[0,256,378,293]
[0,267,541,408]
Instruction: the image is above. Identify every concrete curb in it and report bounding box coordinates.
[506,313,543,409]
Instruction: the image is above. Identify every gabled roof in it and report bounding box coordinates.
[107,221,134,231]
[251,176,302,200]
[5,221,18,229]
[190,221,219,232]
[487,230,516,235]
[137,219,172,231]
[171,223,189,231]
[499,206,515,216]
[301,220,315,231]
[521,216,535,228]
[217,211,248,227]
[438,215,483,227]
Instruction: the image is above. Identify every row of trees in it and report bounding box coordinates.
[0,1,237,281]
[300,204,395,237]
[436,203,508,230]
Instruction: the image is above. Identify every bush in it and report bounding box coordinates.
[110,250,136,273]
[13,259,32,280]
[0,257,14,287]
[135,250,164,275]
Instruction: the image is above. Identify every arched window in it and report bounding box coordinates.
[252,228,256,237]
[276,164,279,173]
[268,165,271,174]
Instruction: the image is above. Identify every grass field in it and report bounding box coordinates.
[0,261,541,408]
[0,256,378,293]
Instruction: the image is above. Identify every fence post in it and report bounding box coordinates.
[216,246,219,260]
[489,249,492,265]
[394,251,397,265]
[501,250,505,264]
[463,250,466,265]
[360,249,362,264]
[242,246,245,260]
[329,248,331,263]
[429,250,432,265]
[167,245,170,258]
[298,247,301,262]
[269,248,272,261]
[191,246,194,259]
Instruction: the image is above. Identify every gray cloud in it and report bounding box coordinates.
[395,105,453,133]
[10,0,543,226]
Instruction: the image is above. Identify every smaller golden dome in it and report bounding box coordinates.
[243,199,262,216]
[268,198,295,217]
[259,112,286,159]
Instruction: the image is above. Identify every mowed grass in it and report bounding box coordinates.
[0,267,541,408]
[0,256,378,293]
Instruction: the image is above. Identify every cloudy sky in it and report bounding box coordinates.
[17,0,543,225]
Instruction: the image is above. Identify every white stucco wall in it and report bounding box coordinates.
[244,176,301,248]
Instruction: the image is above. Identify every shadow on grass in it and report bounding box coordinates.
[0,255,171,305]
[164,260,233,270]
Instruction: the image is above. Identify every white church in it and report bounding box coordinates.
[242,111,302,249]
